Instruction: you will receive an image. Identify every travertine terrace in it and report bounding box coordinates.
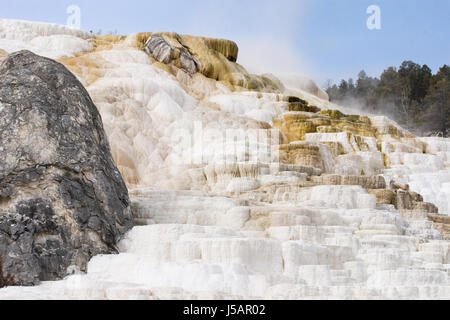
[0,19,449,300]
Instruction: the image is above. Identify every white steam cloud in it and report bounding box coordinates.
[183,0,315,78]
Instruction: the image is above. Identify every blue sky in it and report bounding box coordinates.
[2,0,449,87]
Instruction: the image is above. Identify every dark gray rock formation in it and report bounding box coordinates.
[144,34,173,64]
[143,34,202,74]
[0,50,133,286]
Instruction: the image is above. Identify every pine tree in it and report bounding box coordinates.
[423,70,449,135]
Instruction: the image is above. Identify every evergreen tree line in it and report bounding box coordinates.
[325,62,449,137]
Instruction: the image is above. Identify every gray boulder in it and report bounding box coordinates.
[0,50,133,285]
[144,34,202,74]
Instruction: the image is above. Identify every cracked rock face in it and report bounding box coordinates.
[0,50,133,285]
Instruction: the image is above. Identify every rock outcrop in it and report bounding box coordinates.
[139,32,281,92]
[144,34,202,75]
[367,189,438,213]
[0,50,133,285]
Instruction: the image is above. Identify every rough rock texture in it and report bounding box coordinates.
[0,50,133,285]
[144,34,202,74]
[0,253,15,288]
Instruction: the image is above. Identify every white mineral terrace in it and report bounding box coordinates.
[0,19,449,300]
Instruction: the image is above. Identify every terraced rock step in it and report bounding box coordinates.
[3,186,449,300]
[428,214,450,240]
